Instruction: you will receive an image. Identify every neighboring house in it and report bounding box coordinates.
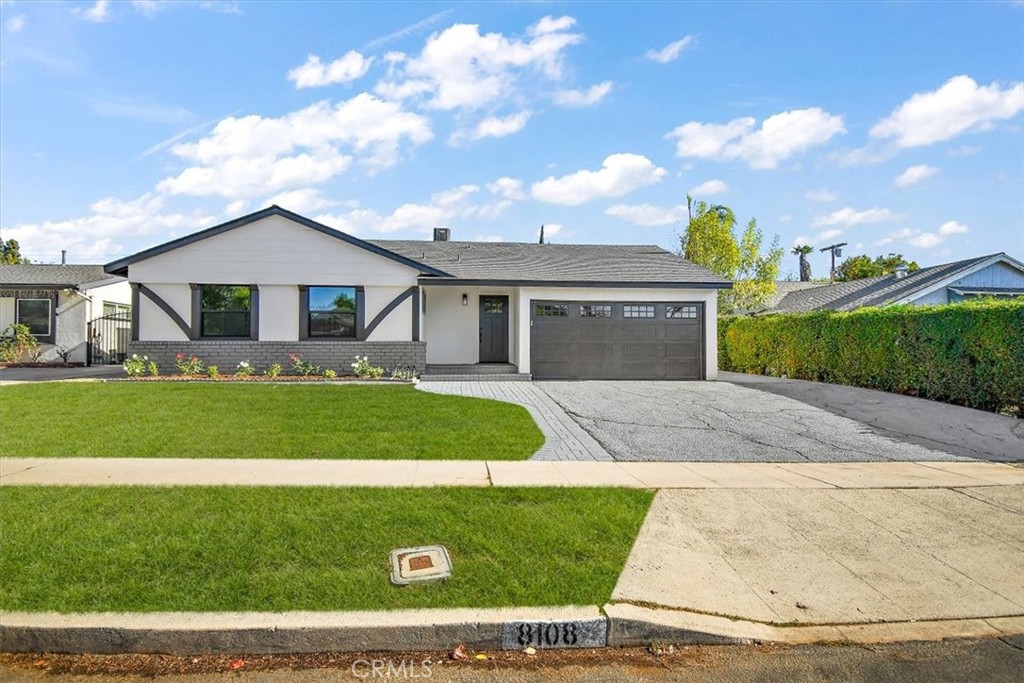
[103,205,732,380]
[0,264,132,364]
[765,253,1024,314]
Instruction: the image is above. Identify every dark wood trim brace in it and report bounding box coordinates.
[363,286,418,340]
[139,284,193,340]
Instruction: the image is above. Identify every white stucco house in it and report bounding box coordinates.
[103,206,732,379]
[0,264,132,364]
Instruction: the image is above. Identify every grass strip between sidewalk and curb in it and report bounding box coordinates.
[0,486,653,613]
[0,383,544,460]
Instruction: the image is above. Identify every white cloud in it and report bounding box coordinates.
[0,193,214,263]
[543,223,562,237]
[476,200,513,219]
[375,16,583,111]
[288,51,374,89]
[363,8,453,50]
[805,188,839,202]
[313,183,487,235]
[431,184,480,206]
[798,228,844,246]
[75,0,110,22]
[894,164,940,188]
[939,220,968,235]
[486,177,526,200]
[948,144,981,158]
[605,202,687,227]
[156,94,432,200]
[452,110,532,144]
[689,179,727,196]
[264,188,341,213]
[645,36,693,64]
[474,235,504,242]
[552,81,613,107]
[5,14,25,32]
[870,75,1024,147]
[667,108,845,169]
[531,153,667,205]
[812,206,895,228]
[883,221,969,250]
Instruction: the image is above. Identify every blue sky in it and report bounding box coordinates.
[1,1,1022,279]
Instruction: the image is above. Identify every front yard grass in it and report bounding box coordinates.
[0,486,652,612]
[0,383,543,459]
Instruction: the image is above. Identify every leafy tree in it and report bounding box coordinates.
[680,195,783,313]
[331,291,356,311]
[200,285,250,310]
[791,244,813,282]
[836,253,921,281]
[2,238,30,264]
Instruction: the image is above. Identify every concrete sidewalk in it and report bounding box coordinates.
[612,486,1024,629]
[1,458,1021,488]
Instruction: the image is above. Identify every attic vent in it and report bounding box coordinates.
[433,227,451,242]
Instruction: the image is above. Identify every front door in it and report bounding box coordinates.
[479,295,509,363]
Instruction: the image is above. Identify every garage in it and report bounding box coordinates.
[530,300,705,380]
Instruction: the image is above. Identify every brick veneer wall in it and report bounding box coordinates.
[128,341,426,375]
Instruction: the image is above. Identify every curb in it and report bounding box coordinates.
[4,605,1023,655]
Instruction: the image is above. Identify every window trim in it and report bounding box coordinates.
[191,284,258,341]
[16,297,55,341]
[299,285,365,341]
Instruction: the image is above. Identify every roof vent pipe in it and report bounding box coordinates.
[61,250,67,265]
[894,264,908,279]
[433,227,451,242]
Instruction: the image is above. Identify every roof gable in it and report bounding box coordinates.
[771,253,1021,313]
[104,206,451,278]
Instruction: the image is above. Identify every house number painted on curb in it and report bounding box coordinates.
[501,619,607,650]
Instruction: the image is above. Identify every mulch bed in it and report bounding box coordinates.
[111,375,412,382]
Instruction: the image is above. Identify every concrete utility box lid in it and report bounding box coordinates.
[389,545,452,586]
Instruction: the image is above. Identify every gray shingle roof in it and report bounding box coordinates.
[369,240,731,286]
[770,254,1002,313]
[0,264,120,288]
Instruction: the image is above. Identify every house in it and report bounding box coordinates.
[765,253,1024,314]
[0,264,132,364]
[103,205,732,380]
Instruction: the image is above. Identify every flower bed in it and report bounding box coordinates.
[0,362,85,369]
[120,352,417,382]
[113,374,414,383]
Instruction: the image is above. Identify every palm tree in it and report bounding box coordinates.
[792,244,813,282]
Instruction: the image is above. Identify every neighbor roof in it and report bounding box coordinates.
[770,253,1016,313]
[0,264,119,289]
[373,240,731,287]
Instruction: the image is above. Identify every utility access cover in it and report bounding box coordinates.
[389,545,452,586]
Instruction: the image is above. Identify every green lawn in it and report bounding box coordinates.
[0,383,544,459]
[0,487,652,612]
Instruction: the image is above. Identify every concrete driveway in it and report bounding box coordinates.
[0,365,124,383]
[537,377,1021,462]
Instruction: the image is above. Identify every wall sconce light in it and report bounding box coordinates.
[462,293,469,306]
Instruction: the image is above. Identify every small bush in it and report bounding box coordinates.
[719,298,1024,415]
[206,365,220,379]
[289,353,320,376]
[264,363,282,379]
[323,369,338,379]
[0,324,39,364]
[147,361,159,377]
[351,355,384,379]
[235,360,254,377]
[175,353,204,376]
[122,354,147,377]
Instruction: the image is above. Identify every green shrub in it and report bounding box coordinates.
[0,323,39,364]
[719,298,1024,415]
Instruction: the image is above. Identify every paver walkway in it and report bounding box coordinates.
[417,381,611,461]
[2,458,1020,488]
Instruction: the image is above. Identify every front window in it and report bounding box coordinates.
[16,298,51,336]
[201,285,250,337]
[308,286,356,337]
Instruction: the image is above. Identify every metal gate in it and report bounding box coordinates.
[87,312,132,366]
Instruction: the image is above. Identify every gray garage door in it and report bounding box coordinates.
[530,301,704,380]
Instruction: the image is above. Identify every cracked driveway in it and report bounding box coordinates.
[537,380,986,462]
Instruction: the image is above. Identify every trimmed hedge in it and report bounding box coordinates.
[719,298,1024,415]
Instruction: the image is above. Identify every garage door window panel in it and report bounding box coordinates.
[580,304,612,318]
[667,305,699,319]
[535,303,569,317]
[623,304,656,319]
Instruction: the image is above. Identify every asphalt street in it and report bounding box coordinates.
[3,638,1023,682]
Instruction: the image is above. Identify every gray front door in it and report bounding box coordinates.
[479,295,509,363]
